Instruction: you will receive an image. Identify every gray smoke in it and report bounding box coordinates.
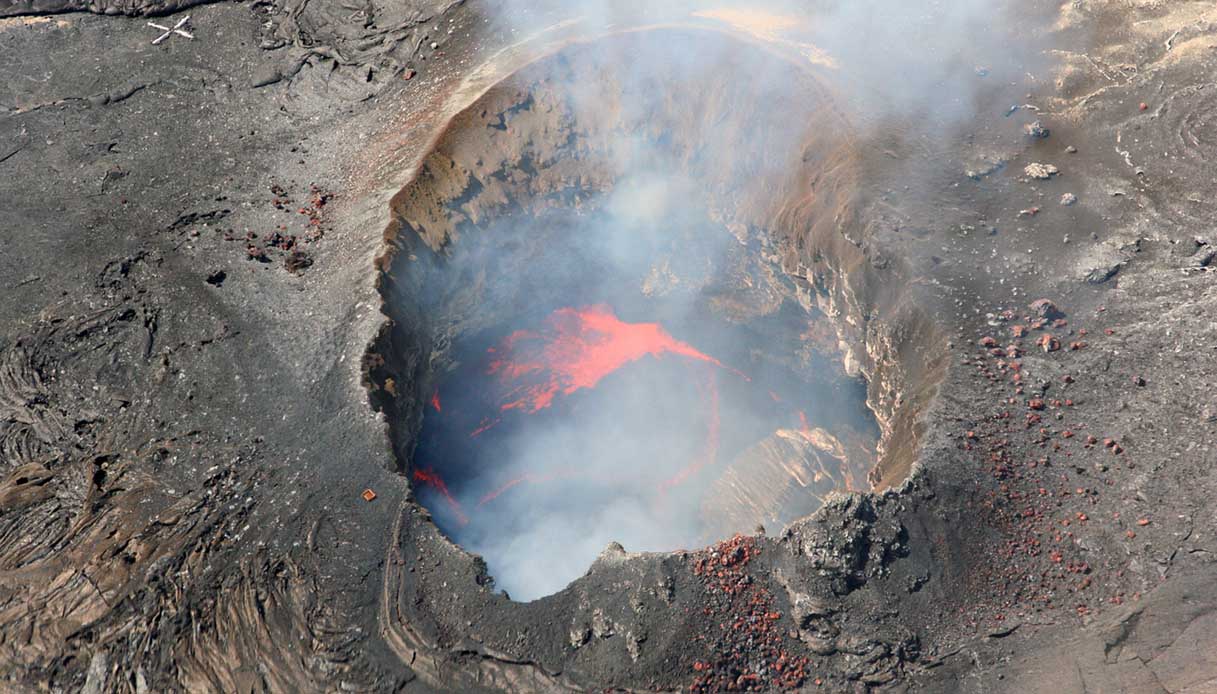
[408,0,1038,601]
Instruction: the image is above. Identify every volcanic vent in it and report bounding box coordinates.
[371,29,885,600]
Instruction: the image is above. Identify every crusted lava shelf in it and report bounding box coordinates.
[366,25,947,691]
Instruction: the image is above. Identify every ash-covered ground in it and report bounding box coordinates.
[2,1,1217,693]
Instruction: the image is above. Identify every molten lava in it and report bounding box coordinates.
[457,305,737,499]
[487,304,737,415]
[411,298,877,601]
[412,467,467,524]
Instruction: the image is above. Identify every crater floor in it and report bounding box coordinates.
[404,207,876,600]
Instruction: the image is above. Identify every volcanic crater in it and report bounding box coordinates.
[369,28,942,600]
[14,0,1217,691]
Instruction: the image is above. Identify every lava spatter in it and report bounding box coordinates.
[688,535,811,692]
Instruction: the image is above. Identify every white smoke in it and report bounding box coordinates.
[404,0,1037,600]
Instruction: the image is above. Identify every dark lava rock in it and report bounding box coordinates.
[1191,247,1216,268]
[1085,263,1122,284]
[1029,299,1064,320]
[1024,120,1050,138]
[1202,403,1217,423]
[0,0,207,16]
[285,250,313,274]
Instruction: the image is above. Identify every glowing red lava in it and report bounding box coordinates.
[469,418,496,438]
[412,467,467,524]
[422,305,789,515]
[487,304,737,415]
